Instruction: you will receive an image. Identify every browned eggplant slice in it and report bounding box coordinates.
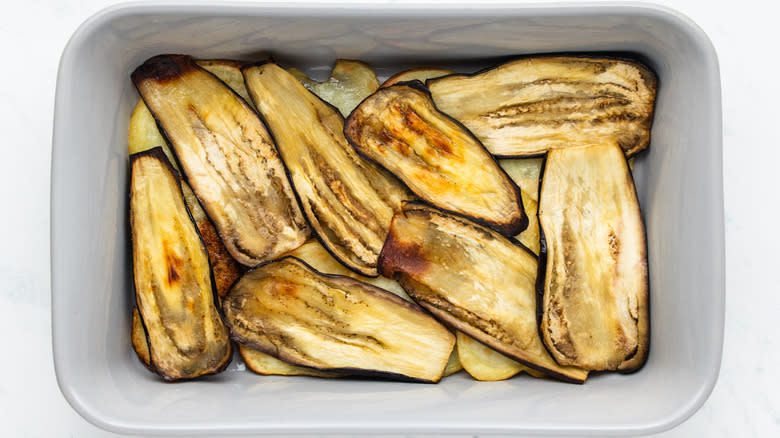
[538,142,649,372]
[456,332,544,381]
[380,67,454,88]
[132,54,309,267]
[500,158,543,254]
[288,60,380,116]
[130,147,232,381]
[242,62,412,276]
[344,83,527,236]
[428,56,657,157]
[378,203,587,383]
[222,257,455,382]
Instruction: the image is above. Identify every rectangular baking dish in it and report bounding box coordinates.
[51,2,724,435]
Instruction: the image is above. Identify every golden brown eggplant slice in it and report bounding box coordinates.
[288,60,380,116]
[538,142,649,372]
[130,148,232,381]
[428,56,657,157]
[132,54,309,267]
[456,332,544,381]
[242,62,411,276]
[344,82,527,236]
[222,257,455,382]
[380,67,454,88]
[500,158,543,254]
[378,203,587,383]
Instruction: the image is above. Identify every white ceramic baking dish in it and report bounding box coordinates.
[51,2,724,435]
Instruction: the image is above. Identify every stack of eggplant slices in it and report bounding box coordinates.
[128,54,656,383]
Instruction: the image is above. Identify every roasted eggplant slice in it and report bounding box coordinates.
[538,142,649,372]
[381,67,454,88]
[378,203,587,383]
[243,62,412,276]
[130,147,232,380]
[288,60,380,116]
[132,54,309,267]
[344,83,527,236]
[222,257,455,382]
[500,158,543,254]
[428,56,657,157]
[456,332,544,381]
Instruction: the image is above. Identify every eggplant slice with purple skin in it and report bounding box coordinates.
[378,203,587,383]
[242,62,412,277]
[344,82,527,236]
[130,147,232,381]
[222,256,456,383]
[132,54,309,267]
[538,142,649,372]
[427,56,657,157]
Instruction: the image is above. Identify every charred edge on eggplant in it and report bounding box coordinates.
[241,62,412,277]
[344,81,527,236]
[427,56,657,157]
[536,142,649,372]
[132,54,309,267]
[222,256,455,383]
[378,203,587,383]
[130,147,232,381]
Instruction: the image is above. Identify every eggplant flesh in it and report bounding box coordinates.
[132,55,309,267]
[456,332,544,381]
[130,148,232,380]
[378,203,587,383]
[500,158,543,254]
[222,257,455,382]
[243,62,411,276]
[427,56,657,157]
[344,83,527,236]
[288,60,380,116]
[538,142,649,371]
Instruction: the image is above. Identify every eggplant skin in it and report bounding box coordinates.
[239,345,342,378]
[344,82,527,236]
[131,307,152,371]
[242,62,412,276]
[379,203,587,383]
[427,56,657,157]
[222,256,455,383]
[380,67,454,88]
[132,54,309,267]
[537,142,649,372]
[130,147,232,381]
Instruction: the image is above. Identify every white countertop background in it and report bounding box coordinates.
[1,0,777,436]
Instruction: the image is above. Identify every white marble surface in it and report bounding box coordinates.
[1,0,777,436]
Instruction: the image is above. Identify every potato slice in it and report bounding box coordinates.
[288,59,379,116]
[457,332,544,381]
[499,158,543,255]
